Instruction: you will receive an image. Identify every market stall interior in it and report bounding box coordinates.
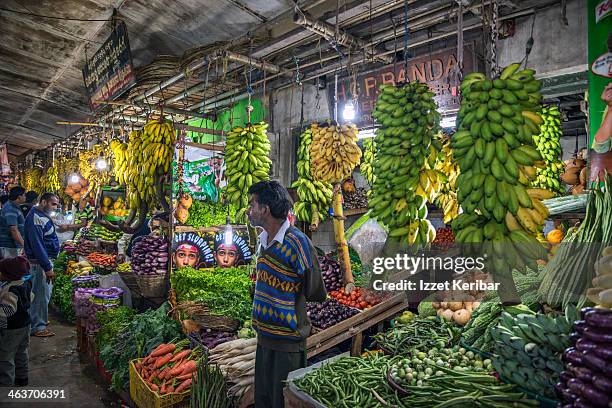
[1,0,611,407]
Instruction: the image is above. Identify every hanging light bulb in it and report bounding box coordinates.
[224,215,233,245]
[69,174,80,184]
[95,157,108,171]
[342,100,356,121]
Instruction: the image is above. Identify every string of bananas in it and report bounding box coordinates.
[22,167,43,194]
[42,166,60,193]
[433,132,461,224]
[225,122,271,221]
[310,123,362,183]
[360,137,376,186]
[79,144,111,196]
[532,105,565,195]
[451,63,553,278]
[110,138,129,186]
[291,126,333,229]
[369,82,441,246]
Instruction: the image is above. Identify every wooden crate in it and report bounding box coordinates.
[129,359,190,408]
[306,292,407,359]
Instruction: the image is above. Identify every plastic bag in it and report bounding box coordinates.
[348,219,387,267]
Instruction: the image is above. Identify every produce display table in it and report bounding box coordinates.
[306,292,407,359]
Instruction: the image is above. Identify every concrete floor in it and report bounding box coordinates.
[3,310,125,408]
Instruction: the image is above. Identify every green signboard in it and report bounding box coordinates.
[588,0,611,152]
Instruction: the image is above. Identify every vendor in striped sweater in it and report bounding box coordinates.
[247,181,326,408]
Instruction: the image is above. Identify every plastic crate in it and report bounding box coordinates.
[129,360,190,408]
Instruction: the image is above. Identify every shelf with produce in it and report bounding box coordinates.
[173,224,248,234]
[305,291,408,359]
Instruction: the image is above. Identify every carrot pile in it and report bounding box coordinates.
[86,252,117,268]
[134,339,202,395]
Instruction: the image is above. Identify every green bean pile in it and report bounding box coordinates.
[372,317,461,355]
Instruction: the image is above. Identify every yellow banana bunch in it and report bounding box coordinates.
[79,144,111,195]
[291,126,332,228]
[433,133,461,223]
[224,122,271,221]
[310,122,362,183]
[360,137,376,186]
[23,167,43,193]
[369,82,441,247]
[110,138,129,186]
[42,166,60,193]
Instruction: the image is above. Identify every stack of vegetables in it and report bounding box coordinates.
[208,337,257,399]
[95,306,135,352]
[99,303,183,392]
[558,307,612,407]
[490,306,578,398]
[539,174,612,309]
[328,286,386,310]
[134,339,203,396]
[319,255,343,292]
[185,200,237,229]
[89,223,123,241]
[131,234,169,276]
[187,331,236,350]
[171,266,253,322]
[586,246,612,307]
[68,260,94,276]
[373,317,460,355]
[461,268,542,353]
[86,252,117,269]
[190,361,232,408]
[306,299,360,330]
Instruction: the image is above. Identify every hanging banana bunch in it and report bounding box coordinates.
[224,122,271,221]
[433,132,461,224]
[451,63,551,287]
[23,167,43,194]
[291,126,333,229]
[310,123,362,184]
[532,105,565,195]
[42,166,61,193]
[79,144,111,196]
[369,82,441,247]
[360,137,376,186]
[110,138,129,186]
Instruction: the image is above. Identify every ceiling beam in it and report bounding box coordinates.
[225,0,268,22]
[0,86,90,115]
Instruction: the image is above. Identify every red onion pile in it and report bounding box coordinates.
[307,299,359,330]
[131,234,169,276]
[319,256,343,292]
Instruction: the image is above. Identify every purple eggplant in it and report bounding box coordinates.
[592,375,612,393]
[593,346,612,361]
[574,320,588,335]
[564,348,585,366]
[574,398,595,408]
[561,389,578,403]
[581,307,598,320]
[570,332,581,345]
[583,327,612,343]
[583,351,612,376]
[567,379,609,407]
[566,365,594,383]
[560,371,574,383]
[576,338,599,352]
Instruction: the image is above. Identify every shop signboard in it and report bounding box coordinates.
[82,21,136,110]
[588,0,612,176]
[328,46,476,126]
[172,229,253,270]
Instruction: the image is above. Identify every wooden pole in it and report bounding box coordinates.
[332,183,354,293]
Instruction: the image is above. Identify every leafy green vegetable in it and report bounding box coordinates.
[94,306,135,351]
[50,273,75,322]
[186,200,237,228]
[53,251,71,275]
[171,266,253,322]
[99,303,182,392]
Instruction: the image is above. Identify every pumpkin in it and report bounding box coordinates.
[546,229,564,244]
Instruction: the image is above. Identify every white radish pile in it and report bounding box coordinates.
[209,337,257,399]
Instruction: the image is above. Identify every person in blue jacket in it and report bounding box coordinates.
[24,192,59,338]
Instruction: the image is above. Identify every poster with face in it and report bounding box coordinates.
[172,228,253,269]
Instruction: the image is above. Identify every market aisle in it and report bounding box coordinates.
[4,310,122,408]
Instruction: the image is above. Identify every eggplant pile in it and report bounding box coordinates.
[131,234,169,276]
[306,299,359,330]
[558,307,612,407]
[319,255,343,292]
[188,330,236,350]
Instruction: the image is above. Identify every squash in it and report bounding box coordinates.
[546,229,564,244]
[452,309,471,325]
[441,309,454,321]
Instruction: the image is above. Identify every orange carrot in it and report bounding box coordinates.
[168,361,188,377]
[155,353,173,369]
[180,360,197,375]
[175,379,192,393]
[149,383,159,392]
[170,350,191,363]
[167,384,175,393]
[175,373,193,381]
[160,381,167,395]
[150,343,175,358]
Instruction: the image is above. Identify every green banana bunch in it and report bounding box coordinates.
[224,122,271,221]
[532,105,565,194]
[90,223,123,241]
[369,82,441,246]
[360,137,376,186]
[291,126,332,229]
[452,63,551,277]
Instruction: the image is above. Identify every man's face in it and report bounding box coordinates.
[246,194,267,227]
[15,194,26,204]
[214,243,238,268]
[174,246,199,268]
[41,196,59,215]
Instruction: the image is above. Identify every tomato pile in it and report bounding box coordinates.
[328,287,385,310]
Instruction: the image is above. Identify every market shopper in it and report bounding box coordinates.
[0,256,33,386]
[24,192,60,338]
[247,181,326,408]
[0,186,27,258]
[19,191,38,218]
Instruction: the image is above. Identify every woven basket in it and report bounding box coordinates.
[136,274,167,298]
[118,270,139,293]
[176,300,240,332]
